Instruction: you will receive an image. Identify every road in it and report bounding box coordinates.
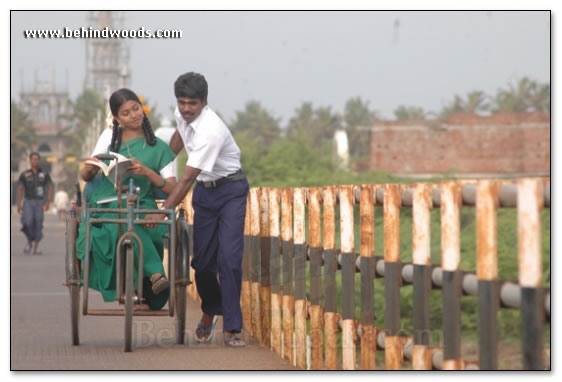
[10,211,294,370]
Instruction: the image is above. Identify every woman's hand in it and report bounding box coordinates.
[80,157,101,181]
[125,158,148,177]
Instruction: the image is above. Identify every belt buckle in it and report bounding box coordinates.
[210,180,217,188]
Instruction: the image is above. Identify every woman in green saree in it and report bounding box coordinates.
[77,88,177,310]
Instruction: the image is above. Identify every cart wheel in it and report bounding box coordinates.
[124,244,134,352]
[65,215,80,346]
[175,285,187,344]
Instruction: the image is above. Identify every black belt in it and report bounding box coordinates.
[199,169,245,189]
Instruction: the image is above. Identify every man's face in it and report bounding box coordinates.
[177,97,207,124]
[30,155,40,169]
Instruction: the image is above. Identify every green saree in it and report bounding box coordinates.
[76,136,176,310]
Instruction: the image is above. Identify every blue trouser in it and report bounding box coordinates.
[191,176,249,333]
[21,199,44,242]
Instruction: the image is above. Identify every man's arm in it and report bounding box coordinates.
[162,165,201,209]
[169,130,185,156]
[16,183,24,214]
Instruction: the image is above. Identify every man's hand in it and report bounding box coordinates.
[144,212,166,228]
[44,202,50,212]
[17,205,23,214]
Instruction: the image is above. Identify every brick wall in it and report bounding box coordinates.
[368,112,550,176]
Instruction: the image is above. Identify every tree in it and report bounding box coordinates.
[230,101,281,146]
[287,102,342,143]
[529,82,550,112]
[394,105,427,120]
[11,100,36,167]
[492,77,535,112]
[344,97,377,157]
[439,91,490,119]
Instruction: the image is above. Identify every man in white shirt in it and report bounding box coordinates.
[150,72,249,347]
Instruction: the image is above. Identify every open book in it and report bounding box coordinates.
[84,151,133,180]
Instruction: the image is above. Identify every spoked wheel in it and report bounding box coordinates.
[124,244,134,352]
[65,214,80,346]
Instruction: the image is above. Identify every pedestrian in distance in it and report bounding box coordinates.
[16,152,53,255]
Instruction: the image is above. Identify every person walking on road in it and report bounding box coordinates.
[146,72,249,347]
[53,185,70,221]
[16,152,53,255]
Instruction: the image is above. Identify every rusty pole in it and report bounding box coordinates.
[308,187,324,370]
[322,186,338,370]
[518,178,545,370]
[249,187,262,342]
[440,181,463,370]
[476,180,500,370]
[293,187,307,369]
[184,190,198,301]
[412,183,433,370]
[281,188,294,365]
[383,184,402,370]
[340,185,356,370]
[359,184,376,370]
[259,188,271,347]
[269,188,282,356]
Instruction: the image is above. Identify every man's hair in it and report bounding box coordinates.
[174,72,208,101]
[29,152,40,160]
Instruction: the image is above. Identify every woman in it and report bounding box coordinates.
[77,88,177,310]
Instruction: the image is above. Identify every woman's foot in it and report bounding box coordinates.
[195,314,218,343]
[223,331,246,347]
[150,273,169,295]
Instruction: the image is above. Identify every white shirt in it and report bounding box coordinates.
[91,128,176,179]
[174,105,241,182]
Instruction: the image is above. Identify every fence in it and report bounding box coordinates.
[182,178,550,370]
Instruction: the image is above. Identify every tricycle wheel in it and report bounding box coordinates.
[124,244,134,352]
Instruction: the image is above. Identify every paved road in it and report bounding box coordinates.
[10,211,294,370]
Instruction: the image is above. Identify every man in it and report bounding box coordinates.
[149,72,249,347]
[54,185,69,221]
[16,152,53,255]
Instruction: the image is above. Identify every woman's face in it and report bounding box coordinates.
[115,100,144,130]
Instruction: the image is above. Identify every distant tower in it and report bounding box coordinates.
[333,129,350,170]
[83,11,130,98]
[17,67,71,184]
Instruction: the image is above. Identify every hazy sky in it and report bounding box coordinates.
[10,10,550,125]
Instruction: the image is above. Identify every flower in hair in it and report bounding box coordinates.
[138,96,151,115]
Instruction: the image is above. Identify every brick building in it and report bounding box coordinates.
[368,112,550,178]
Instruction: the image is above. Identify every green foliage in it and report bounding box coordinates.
[230,101,281,147]
[394,105,428,120]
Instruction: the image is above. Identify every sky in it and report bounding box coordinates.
[10,10,550,125]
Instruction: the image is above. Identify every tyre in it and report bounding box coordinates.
[65,215,80,346]
[175,285,187,344]
[124,244,134,352]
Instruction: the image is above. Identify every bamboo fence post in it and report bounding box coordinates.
[359,184,376,370]
[383,184,402,370]
[441,181,463,370]
[269,188,282,356]
[293,187,307,369]
[250,187,262,342]
[476,180,500,370]
[518,178,545,370]
[340,185,356,370]
[260,188,271,347]
[308,187,324,369]
[281,188,294,365]
[322,186,338,370]
[412,183,433,370]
